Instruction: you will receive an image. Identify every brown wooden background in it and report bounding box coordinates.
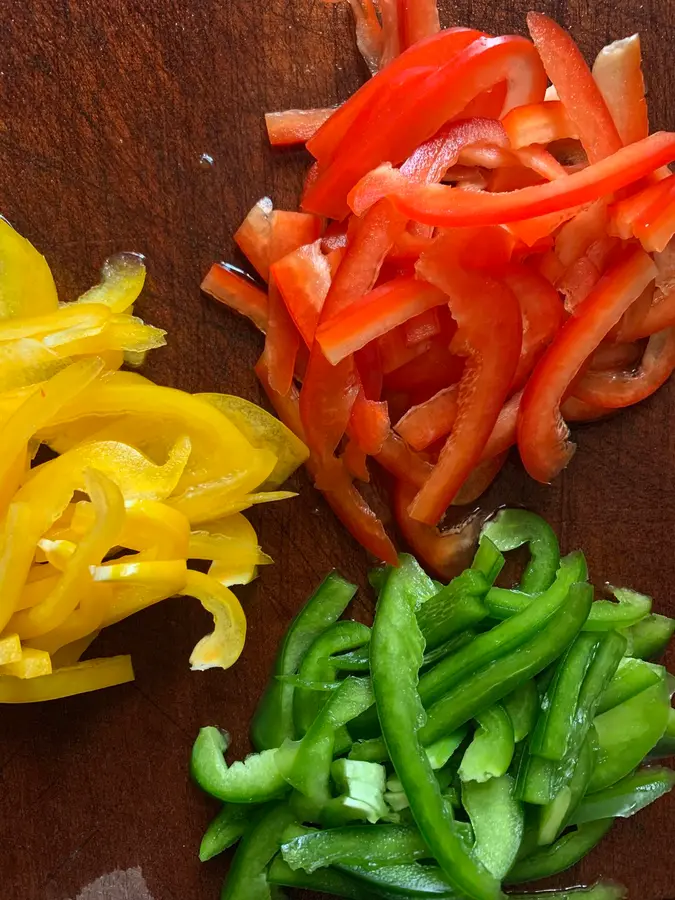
[0,1,674,898]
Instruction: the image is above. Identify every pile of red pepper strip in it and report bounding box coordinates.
[202,5,675,576]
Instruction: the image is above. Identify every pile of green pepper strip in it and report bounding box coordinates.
[191,508,675,900]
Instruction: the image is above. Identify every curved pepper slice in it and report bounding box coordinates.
[349,132,675,226]
[0,655,134,703]
[0,217,59,320]
[518,246,656,483]
[74,253,146,314]
[179,570,247,671]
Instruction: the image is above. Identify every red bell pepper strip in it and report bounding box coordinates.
[634,179,675,253]
[555,200,608,267]
[588,341,644,372]
[517,245,657,483]
[608,177,673,240]
[234,198,273,282]
[403,117,510,182]
[271,240,332,346]
[349,133,675,227]
[396,385,458,451]
[255,354,397,565]
[394,479,483,580]
[452,452,507,506]
[304,35,546,217]
[384,338,463,394]
[375,432,433,487]
[306,27,482,165]
[512,146,568,182]
[265,108,335,147]
[316,275,447,364]
[404,308,441,345]
[573,326,675,408]
[526,12,622,163]
[408,230,522,524]
[502,100,579,149]
[378,325,431,374]
[336,0,383,75]
[481,390,522,460]
[379,0,402,68]
[342,437,370,482]
[503,265,564,390]
[560,395,614,422]
[349,392,390,454]
[265,213,323,395]
[616,286,675,342]
[398,0,441,48]
[201,263,269,333]
[592,34,649,147]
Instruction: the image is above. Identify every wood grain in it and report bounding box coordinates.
[0,1,674,898]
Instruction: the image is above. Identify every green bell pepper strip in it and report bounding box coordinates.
[295,621,371,736]
[649,707,675,759]
[516,750,556,805]
[481,509,560,594]
[191,728,288,803]
[418,583,593,747]
[422,630,476,671]
[471,535,505,586]
[462,774,524,879]
[370,554,503,900]
[589,676,672,792]
[505,819,614,884]
[538,730,597,844]
[572,765,675,825]
[198,803,252,861]
[252,572,357,751]
[417,552,587,713]
[503,680,539,743]
[349,731,466,770]
[349,737,390,763]
[416,570,490,652]
[280,824,432,872]
[459,705,515,782]
[332,646,371,672]
[268,854,381,899]
[276,676,341,690]
[623,612,675,659]
[276,676,374,813]
[221,802,297,900]
[530,632,599,761]
[596,657,663,714]
[341,862,458,897]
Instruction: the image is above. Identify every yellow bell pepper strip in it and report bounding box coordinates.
[198,393,309,488]
[15,570,61,611]
[36,539,76,570]
[0,217,59,319]
[0,648,52,678]
[74,252,146,313]
[7,468,125,639]
[26,585,114,655]
[0,302,110,341]
[0,655,134,703]
[50,631,99,668]
[0,339,67,391]
[167,482,292,525]
[45,315,166,359]
[0,357,105,513]
[94,560,189,626]
[181,570,247,671]
[48,379,273,493]
[190,514,272,587]
[0,502,37,632]
[0,633,22,665]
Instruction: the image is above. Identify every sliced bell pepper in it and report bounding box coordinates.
[0,217,59,320]
[198,803,252,862]
[408,230,522,524]
[462,775,524,879]
[316,275,447,364]
[306,27,482,165]
[395,384,458,451]
[572,766,675,825]
[369,555,504,900]
[459,705,515,782]
[394,479,483,580]
[265,107,335,146]
[349,132,675,226]
[221,804,297,900]
[404,307,441,345]
[527,12,622,163]
[0,655,134,703]
[482,508,560,594]
[398,0,440,47]
[573,326,675,408]
[502,100,579,149]
[75,252,146,314]
[234,197,274,282]
[271,239,332,346]
[201,262,269,333]
[592,34,649,146]
[348,392,390,455]
[518,245,657,483]
[506,820,614,884]
[304,35,546,217]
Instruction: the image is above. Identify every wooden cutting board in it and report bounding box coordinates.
[0,1,673,898]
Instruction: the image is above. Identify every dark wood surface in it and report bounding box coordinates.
[1,1,674,898]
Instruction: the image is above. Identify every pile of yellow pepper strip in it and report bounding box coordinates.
[0,217,307,702]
